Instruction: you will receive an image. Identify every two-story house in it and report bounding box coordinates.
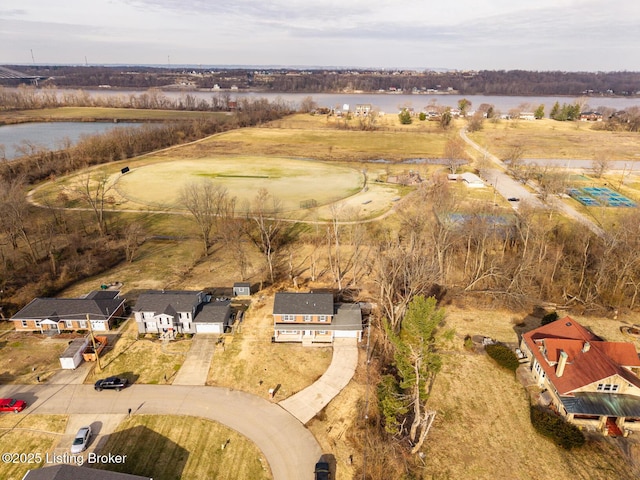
[10,290,125,333]
[272,292,362,345]
[520,316,640,436]
[133,290,231,336]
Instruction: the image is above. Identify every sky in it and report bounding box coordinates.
[1,0,640,71]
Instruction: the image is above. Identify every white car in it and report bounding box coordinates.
[70,426,92,454]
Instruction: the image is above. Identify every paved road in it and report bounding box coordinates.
[279,338,358,424]
[460,128,606,237]
[0,383,322,480]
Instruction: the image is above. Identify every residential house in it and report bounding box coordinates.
[355,104,372,117]
[520,317,640,435]
[133,290,231,336]
[10,291,125,333]
[272,292,363,345]
[580,111,603,121]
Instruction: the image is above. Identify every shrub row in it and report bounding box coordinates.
[485,342,520,371]
[530,406,586,449]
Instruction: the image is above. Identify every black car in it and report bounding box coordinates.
[94,376,129,391]
[314,461,330,480]
[507,197,520,202]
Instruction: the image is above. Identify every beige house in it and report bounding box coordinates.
[520,317,640,436]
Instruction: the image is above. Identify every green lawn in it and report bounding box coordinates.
[97,415,271,480]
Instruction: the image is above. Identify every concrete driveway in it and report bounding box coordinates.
[172,334,217,385]
[279,338,359,424]
[0,384,322,480]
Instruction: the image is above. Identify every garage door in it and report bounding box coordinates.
[195,323,222,334]
[334,330,358,338]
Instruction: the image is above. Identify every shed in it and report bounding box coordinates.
[59,337,90,370]
[233,282,251,296]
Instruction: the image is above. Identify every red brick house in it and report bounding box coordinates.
[272,292,362,345]
[520,316,640,435]
[10,290,126,333]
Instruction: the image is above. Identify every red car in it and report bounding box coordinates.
[0,398,27,413]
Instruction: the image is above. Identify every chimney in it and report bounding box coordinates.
[582,342,591,353]
[556,350,568,377]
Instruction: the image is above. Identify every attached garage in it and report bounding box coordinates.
[193,300,232,335]
[195,323,222,334]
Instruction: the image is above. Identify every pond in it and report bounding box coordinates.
[0,122,142,160]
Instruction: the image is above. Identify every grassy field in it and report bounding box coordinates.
[0,415,68,480]
[113,155,364,212]
[29,113,465,220]
[96,415,270,480]
[469,118,640,161]
[0,331,69,384]
[0,106,228,122]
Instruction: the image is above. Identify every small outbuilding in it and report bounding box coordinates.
[233,282,251,296]
[59,337,90,370]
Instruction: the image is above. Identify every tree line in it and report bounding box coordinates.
[5,65,640,96]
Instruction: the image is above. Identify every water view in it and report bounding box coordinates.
[0,121,141,160]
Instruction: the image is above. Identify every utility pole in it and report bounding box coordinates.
[86,313,102,372]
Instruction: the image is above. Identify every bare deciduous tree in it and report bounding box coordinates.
[73,172,115,236]
[443,135,467,174]
[180,180,234,255]
[246,188,287,285]
[123,222,145,263]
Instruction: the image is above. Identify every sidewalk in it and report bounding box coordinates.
[279,337,358,424]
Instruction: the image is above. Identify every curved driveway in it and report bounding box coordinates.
[0,383,322,480]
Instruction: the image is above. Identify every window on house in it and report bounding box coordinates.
[319,315,328,322]
[304,315,312,322]
[318,330,327,335]
[281,330,299,335]
[597,383,619,393]
[65,320,74,329]
[21,320,28,328]
[282,315,295,322]
[35,320,41,328]
[79,320,87,328]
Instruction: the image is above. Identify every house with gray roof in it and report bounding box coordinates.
[273,292,363,345]
[133,290,231,336]
[10,290,125,333]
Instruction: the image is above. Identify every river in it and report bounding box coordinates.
[59,88,640,114]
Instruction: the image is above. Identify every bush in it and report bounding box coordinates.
[485,343,520,371]
[541,311,559,326]
[530,406,586,449]
[463,335,474,351]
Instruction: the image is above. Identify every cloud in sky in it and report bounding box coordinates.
[1,0,639,70]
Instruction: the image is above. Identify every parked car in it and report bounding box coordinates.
[94,376,129,391]
[0,398,27,413]
[314,461,330,480]
[508,197,520,202]
[70,426,92,453]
